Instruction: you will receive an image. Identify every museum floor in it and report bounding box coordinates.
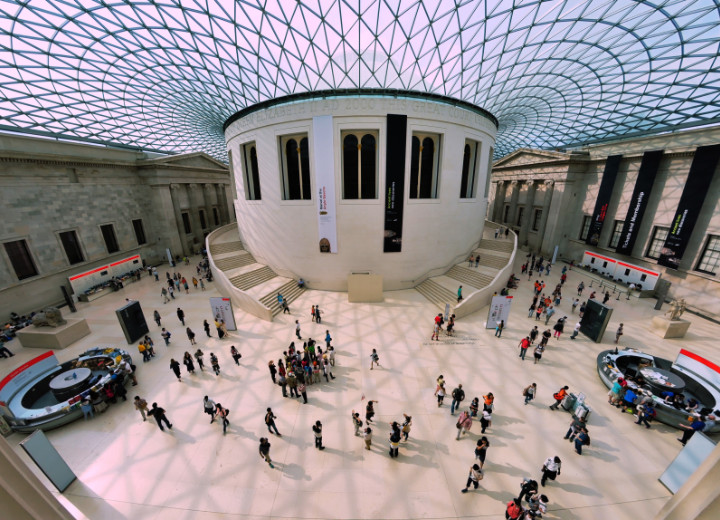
[3,254,718,520]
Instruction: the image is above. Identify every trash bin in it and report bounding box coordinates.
[574,403,591,422]
[561,392,577,411]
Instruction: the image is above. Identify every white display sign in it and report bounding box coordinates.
[486,295,513,329]
[210,297,237,331]
[313,115,338,253]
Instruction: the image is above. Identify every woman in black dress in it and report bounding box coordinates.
[183,351,195,374]
[170,358,182,381]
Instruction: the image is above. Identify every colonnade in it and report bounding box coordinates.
[492,178,555,250]
[170,182,230,256]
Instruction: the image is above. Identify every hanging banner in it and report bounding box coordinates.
[383,114,407,252]
[658,144,720,269]
[485,295,513,329]
[586,155,622,246]
[616,150,663,256]
[209,297,237,331]
[312,115,338,253]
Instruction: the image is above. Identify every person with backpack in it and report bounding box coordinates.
[456,410,473,440]
[517,478,538,502]
[351,411,363,435]
[230,345,241,365]
[460,464,483,493]
[549,386,569,410]
[523,383,537,405]
[575,427,590,454]
[451,384,466,415]
[264,408,281,435]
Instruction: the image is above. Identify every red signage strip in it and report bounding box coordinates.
[679,349,720,374]
[586,251,617,263]
[69,265,109,281]
[110,255,140,267]
[0,351,54,392]
[616,261,659,277]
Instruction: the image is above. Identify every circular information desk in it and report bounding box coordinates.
[640,367,686,394]
[49,368,92,401]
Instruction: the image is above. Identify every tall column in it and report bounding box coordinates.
[186,184,204,245]
[169,184,189,257]
[536,180,555,255]
[492,181,508,223]
[202,183,214,228]
[507,180,520,226]
[215,183,229,224]
[519,180,537,246]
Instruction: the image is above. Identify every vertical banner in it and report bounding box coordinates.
[384,114,407,252]
[485,295,513,329]
[586,155,622,246]
[658,144,720,269]
[20,430,77,492]
[312,115,338,253]
[209,297,237,331]
[616,150,663,256]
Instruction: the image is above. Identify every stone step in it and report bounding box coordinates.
[229,266,277,291]
[415,279,455,311]
[478,238,514,253]
[471,252,509,270]
[209,241,244,255]
[260,279,307,316]
[446,265,495,289]
[213,252,255,271]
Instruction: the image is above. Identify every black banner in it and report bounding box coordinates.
[586,155,622,246]
[615,150,663,256]
[658,144,720,269]
[383,114,407,252]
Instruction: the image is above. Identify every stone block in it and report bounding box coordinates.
[15,318,91,349]
[651,317,691,339]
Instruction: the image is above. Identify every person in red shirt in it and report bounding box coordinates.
[518,337,531,360]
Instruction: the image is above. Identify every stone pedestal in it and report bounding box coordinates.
[15,319,91,349]
[651,316,690,339]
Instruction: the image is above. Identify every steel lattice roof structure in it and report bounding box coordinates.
[1,0,720,161]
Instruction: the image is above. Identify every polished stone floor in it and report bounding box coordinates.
[3,254,718,520]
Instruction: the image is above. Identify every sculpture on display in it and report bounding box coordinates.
[32,307,67,328]
[664,299,687,321]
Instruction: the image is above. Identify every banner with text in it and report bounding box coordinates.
[313,115,338,253]
[616,150,663,256]
[209,297,237,331]
[658,144,720,269]
[586,155,622,246]
[486,295,513,329]
[384,114,407,252]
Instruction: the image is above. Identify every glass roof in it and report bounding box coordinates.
[1,0,720,160]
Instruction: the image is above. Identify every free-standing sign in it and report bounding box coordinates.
[586,155,622,246]
[313,115,338,253]
[658,144,720,269]
[486,295,513,329]
[20,430,77,492]
[383,114,407,252]
[210,297,237,331]
[616,150,663,255]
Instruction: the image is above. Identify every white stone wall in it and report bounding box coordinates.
[225,96,497,290]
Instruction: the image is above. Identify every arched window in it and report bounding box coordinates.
[410,133,440,199]
[280,134,311,200]
[460,139,481,198]
[242,142,261,200]
[342,131,377,199]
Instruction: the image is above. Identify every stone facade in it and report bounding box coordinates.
[0,134,232,317]
[488,127,720,316]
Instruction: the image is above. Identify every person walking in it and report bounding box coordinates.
[506,498,524,520]
[352,411,363,435]
[268,360,277,384]
[529,326,539,344]
[186,327,196,345]
[570,321,581,340]
[389,422,401,457]
[203,319,211,337]
[176,307,185,325]
[475,437,489,468]
[203,395,217,423]
[541,456,562,486]
[678,416,707,445]
[480,409,492,434]
[533,343,545,364]
[161,287,169,303]
[518,478,539,502]
[550,386,569,410]
[278,371,288,397]
[574,427,590,455]
[365,399,378,424]
[451,384,465,415]
[169,358,182,382]
[147,402,172,431]
[134,396,149,421]
[544,305,555,325]
[518,336,531,360]
[553,317,566,339]
[153,310,161,326]
[258,437,274,468]
[495,320,505,338]
[577,281,584,296]
[571,298,579,313]
[194,349,205,371]
[295,320,302,340]
[456,410,473,440]
[460,464,484,493]
[325,330,332,349]
[298,378,308,403]
[457,285,463,302]
[401,414,412,441]
[210,352,220,376]
[315,306,322,324]
[161,328,171,346]
[523,383,537,405]
[265,408,281,435]
[436,383,446,407]
[311,305,316,323]
[312,420,325,450]
[182,351,195,374]
[615,323,624,344]
[215,403,230,435]
[192,276,198,289]
[363,427,373,450]
[282,299,290,314]
[468,255,474,267]
[230,345,241,365]
[370,348,381,370]
[168,285,176,300]
[635,402,655,429]
[287,371,299,397]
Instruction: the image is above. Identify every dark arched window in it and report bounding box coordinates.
[280,134,312,200]
[410,133,440,199]
[460,139,480,198]
[342,131,377,199]
[242,142,261,200]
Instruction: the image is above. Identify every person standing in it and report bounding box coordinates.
[541,456,562,486]
[352,411,362,435]
[311,305,316,323]
[264,408,281,435]
[571,298,579,313]
[182,351,195,374]
[219,320,228,338]
[577,281,584,296]
[460,464,484,493]
[287,371,299,398]
[389,422,401,457]
[370,348,380,370]
[186,327,196,345]
[297,378,308,403]
[203,319,211,337]
[169,358,182,381]
[451,384,465,415]
[603,291,611,304]
[495,320,505,338]
[168,285,176,300]
[475,255,480,268]
[134,396,148,421]
[575,427,590,455]
[315,306,322,324]
[258,438,274,468]
[401,414,412,441]
[194,349,205,371]
[523,383,537,405]
[518,337,531,360]
[518,478,539,502]
[457,285,463,302]
[363,426,373,450]
[615,323,624,344]
[366,399,378,424]
[475,437,489,468]
[210,352,220,376]
[203,395,216,423]
[295,320,302,340]
[153,310,161,326]
[431,320,441,341]
[147,402,172,431]
[161,328,171,346]
[468,255,474,267]
[278,371,288,397]
[678,416,706,445]
[268,360,277,384]
[176,307,185,325]
[325,330,332,349]
[215,403,230,434]
[192,276,198,289]
[549,386,569,410]
[312,420,325,450]
[230,345,241,365]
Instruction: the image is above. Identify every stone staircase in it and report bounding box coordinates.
[476,238,514,254]
[213,251,256,271]
[228,266,277,291]
[259,279,306,316]
[209,241,244,255]
[415,279,456,310]
[446,265,495,288]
